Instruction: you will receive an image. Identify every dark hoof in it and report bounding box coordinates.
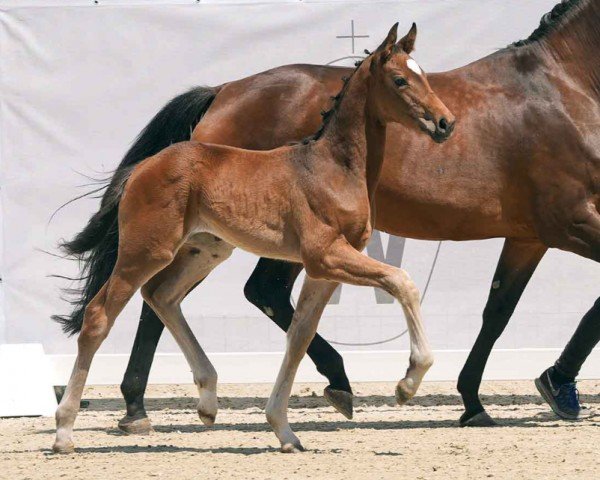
[324,386,353,419]
[118,413,153,435]
[460,410,498,427]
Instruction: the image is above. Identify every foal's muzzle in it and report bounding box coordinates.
[418,113,455,143]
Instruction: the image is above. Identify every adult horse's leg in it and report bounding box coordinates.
[118,302,165,434]
[244,258,353,418]
[457,238,546,427]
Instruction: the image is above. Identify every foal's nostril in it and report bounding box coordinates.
[438,117,449,132]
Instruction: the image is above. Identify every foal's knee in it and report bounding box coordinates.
[386,268,420,305]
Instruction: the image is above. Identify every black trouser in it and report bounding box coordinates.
[554,297,600,379]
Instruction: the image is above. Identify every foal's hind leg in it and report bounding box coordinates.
[142,236,234,425]
[53,249,178,453]
[54,168,190,453]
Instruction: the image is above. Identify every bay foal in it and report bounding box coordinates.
[53,24,454,453]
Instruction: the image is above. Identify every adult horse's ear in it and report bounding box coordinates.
[397,23,417,54]
[376,22,399,57]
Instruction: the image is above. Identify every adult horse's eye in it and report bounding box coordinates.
[394,77,408,87]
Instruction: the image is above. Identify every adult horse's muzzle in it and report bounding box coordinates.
[418,112,456,143]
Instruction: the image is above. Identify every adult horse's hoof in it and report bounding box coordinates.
[281,441,305,453]
[118,413,153,435]
[395,381,413,405]
[52,439,75,454]
[459,410,498,427]
[324,386,353,419]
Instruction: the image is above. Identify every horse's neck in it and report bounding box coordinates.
[319,60,387,196]
[543,0,600,95]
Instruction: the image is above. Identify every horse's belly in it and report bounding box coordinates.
[192,219,302,263]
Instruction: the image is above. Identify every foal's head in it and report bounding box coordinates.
[369,23,455,143]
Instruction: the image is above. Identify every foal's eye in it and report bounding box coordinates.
[394,77,408,88]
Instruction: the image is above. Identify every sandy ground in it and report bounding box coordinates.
[1,381,599,480]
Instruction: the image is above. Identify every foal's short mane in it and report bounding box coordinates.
[511,0,584,47]
[299,55,368,145]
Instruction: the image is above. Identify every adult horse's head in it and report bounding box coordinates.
[369,23,455,143]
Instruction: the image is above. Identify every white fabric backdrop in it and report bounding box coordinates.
[1,1,598,372]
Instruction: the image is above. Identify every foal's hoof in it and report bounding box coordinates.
[395,381,414,405]
[459,410,498,427]
[281,441,305,453]
[324,386,354,419]
[52,439,75,454]
[198,410,216,426]
[197,390,218,426]
[118,413,153,435]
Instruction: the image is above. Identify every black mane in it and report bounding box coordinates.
[511,0,584,47]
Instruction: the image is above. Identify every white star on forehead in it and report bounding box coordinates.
[407,58,422,75]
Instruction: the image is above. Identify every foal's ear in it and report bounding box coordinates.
[376,22,399,57]
[397,23,417,54]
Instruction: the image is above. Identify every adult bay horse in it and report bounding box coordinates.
[52,24,454,453]
[56,0,600,431]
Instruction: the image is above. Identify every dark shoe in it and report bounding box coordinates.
[535,368,591,420]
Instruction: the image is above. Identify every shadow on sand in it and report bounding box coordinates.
[80,392,600,413]
[36,409,600,439]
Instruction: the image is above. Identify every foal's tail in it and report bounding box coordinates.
[52,86,218,335]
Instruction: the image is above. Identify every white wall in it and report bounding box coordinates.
[2,0,598,383]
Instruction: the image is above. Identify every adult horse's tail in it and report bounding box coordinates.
[52,86,218,335]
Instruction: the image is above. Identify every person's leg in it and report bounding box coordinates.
[553,297,600,379]
[534,201,600,419]
[535,297,600,419]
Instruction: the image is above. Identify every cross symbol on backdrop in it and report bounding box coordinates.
[336,20,370,54]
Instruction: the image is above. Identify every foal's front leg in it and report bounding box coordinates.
[244,258,354,418]
[266,277,338,453]
[304,237,434,404]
